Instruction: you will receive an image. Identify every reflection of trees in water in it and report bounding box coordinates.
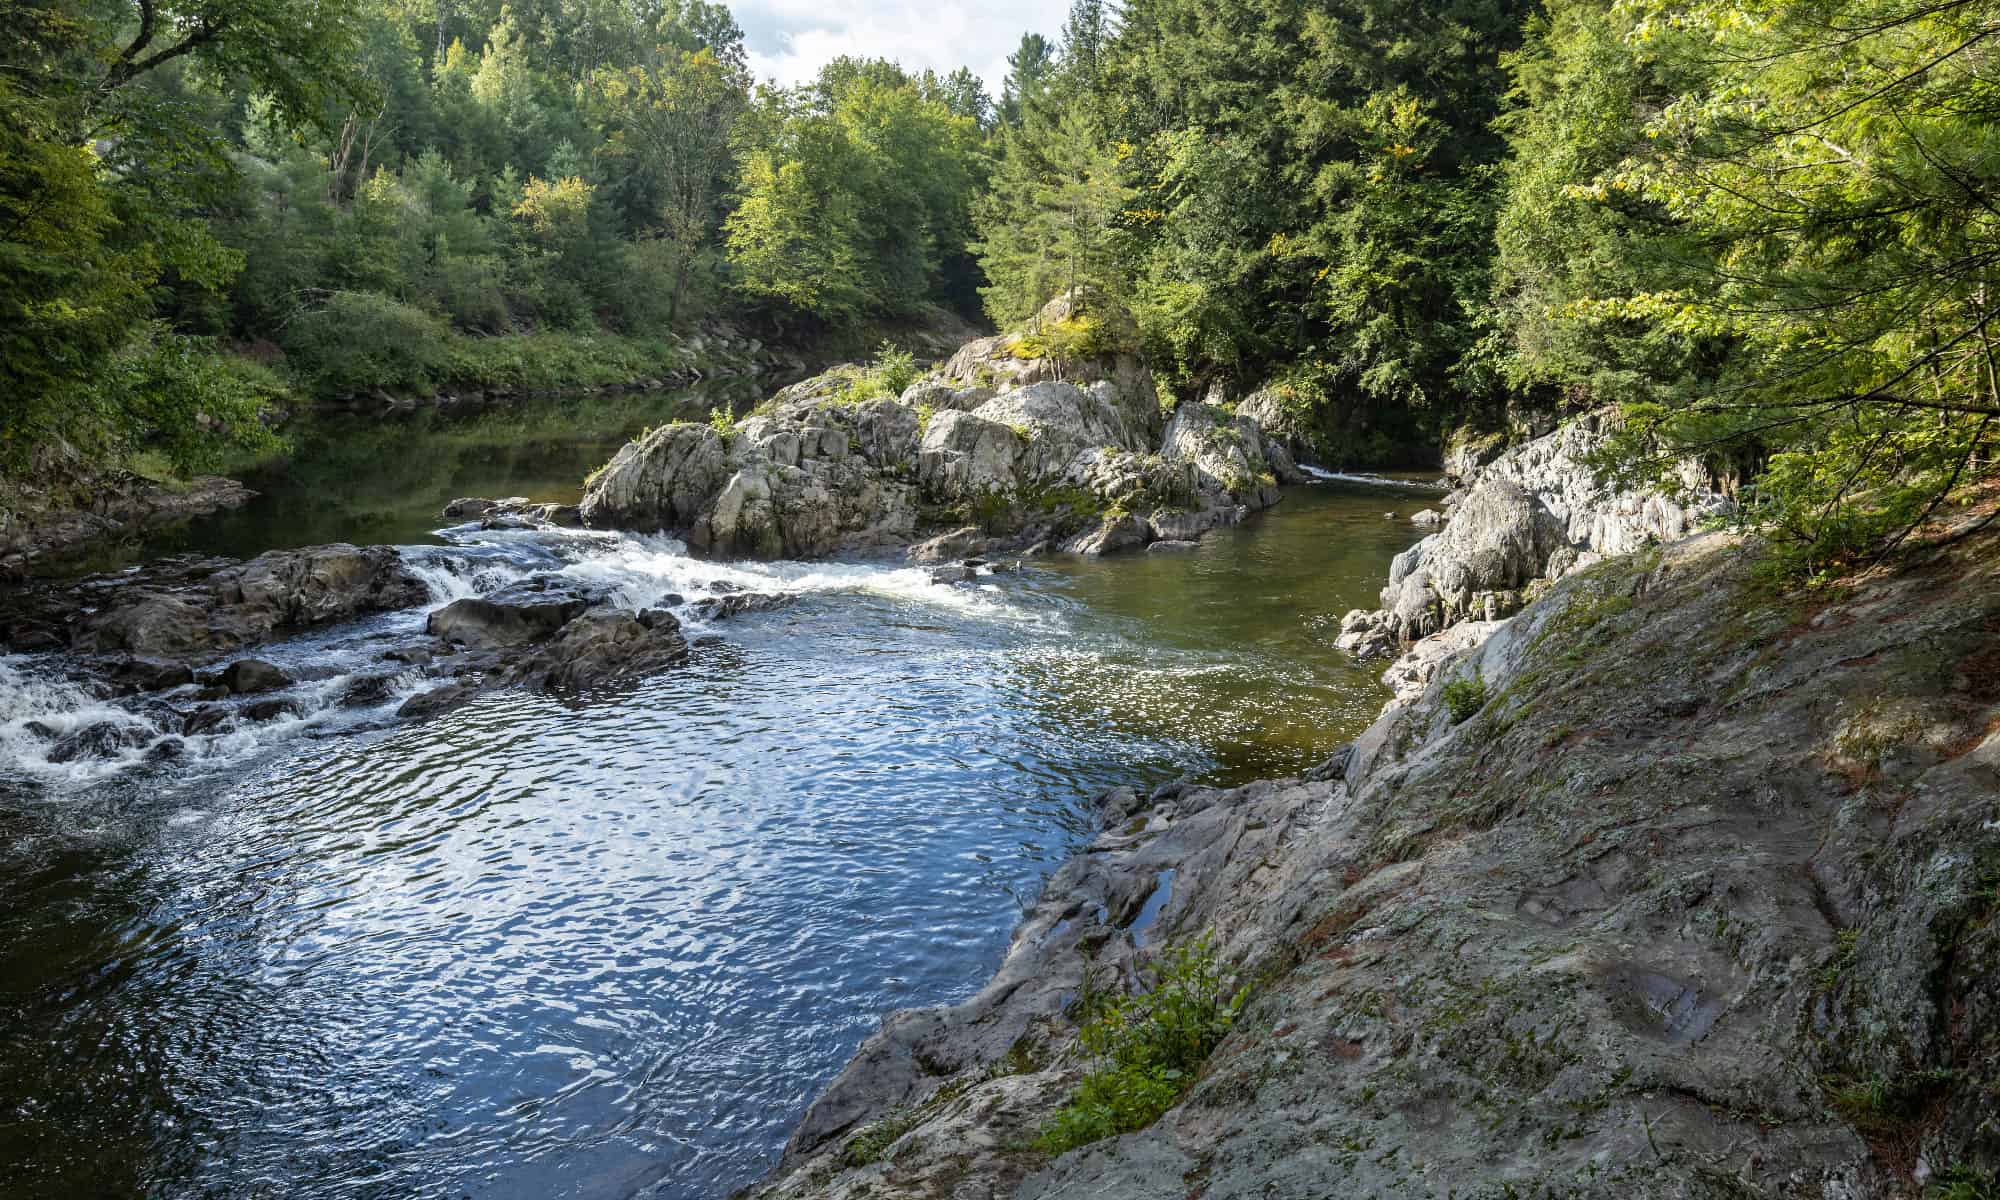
[134,382,767,563]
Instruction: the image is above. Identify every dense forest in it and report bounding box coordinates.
[4,0,1997,573]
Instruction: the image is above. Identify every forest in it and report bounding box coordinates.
[5,0,1998,573]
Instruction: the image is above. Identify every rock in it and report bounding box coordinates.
[1374,478,1570,642]
[925,563,979,584]
[0,473,253,580]
[578,315,1245,561]
[241,697,302,722]
[381,645,433,666]
[1146,539,1198,553]
[426,581,598,647]
[512,608,690,691]
[46,721,153,763]
[688,592,793,621]
[908,526,992,564]
[397,683,476,720]
[1411,508,1444,526]
[100,657,196,693]
[219,658,292,695]
[579,423,733,532]
[1063,514,1150,556]
[181,705,232,735]
[338,674,400,708]
[1333,608,1397,660]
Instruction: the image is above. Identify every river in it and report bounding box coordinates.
[0,394,1433,1200]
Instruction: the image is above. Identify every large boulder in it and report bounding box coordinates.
[63,544,427,659]
[1376,479,1568,641]
[427,580,600,647]
[918,411,1025,500]
[578,423,732,531]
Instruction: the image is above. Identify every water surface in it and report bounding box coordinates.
[0,424,1435,1200]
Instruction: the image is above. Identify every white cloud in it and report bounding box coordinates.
[735,0,1071,99]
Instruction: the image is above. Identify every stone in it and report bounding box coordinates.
[926,563,978,584]
[426,581,598,647]
[1146,539,1198,553]
[220,658,293,695]
[1063,514,1150,557]
[398,683,476,720]
[241,697,302,723]
[46,721,152,763]
[756,530,2000,1200]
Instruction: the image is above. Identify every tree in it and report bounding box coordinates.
[997,33,1055,128]
[973,106,1133,328]
[0,0,362,475]
[1514,0,2000,570]
[596,46,746,324]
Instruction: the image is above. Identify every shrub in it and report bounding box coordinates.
[874,341,919,397]
[1036,938,1245,1157]
[1443,672,1488,724]
[281,291,453,395]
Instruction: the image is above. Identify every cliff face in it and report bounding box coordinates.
[753,489,2000,1196]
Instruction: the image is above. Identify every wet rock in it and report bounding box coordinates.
[339,674,400,708]
[381,645,433,666]
[925,563,979,585]
[1146,539,1198,553]
[142,737,185,763]
[181,705,232,735]
[512,608,690,691]
[46,721,153,763]
[1063,514,1150,557]
[688,592,793,621]
[242,697,302,723]
[61,544,428,660]
[219,658,292,695]
[427,581,598,647]
[397,682,476,720]
[99,657,196,694]
[1411,507,1444,526]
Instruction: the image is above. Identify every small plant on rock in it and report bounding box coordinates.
[1036,938,1245,1157]
[707,406,736,444]
[1444,672,1489,724]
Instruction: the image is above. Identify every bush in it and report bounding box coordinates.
[1036,939,1245,1156]
[874,341,919,397]
[281,291,453,395]
[1443,672,1488,724]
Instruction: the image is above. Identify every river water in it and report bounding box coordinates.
[0,395,1433,1200]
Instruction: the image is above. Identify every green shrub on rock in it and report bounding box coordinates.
[1037,938,1245,1156]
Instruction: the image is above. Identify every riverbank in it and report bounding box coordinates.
[750,425,2000,1198]
[0,311,981,579]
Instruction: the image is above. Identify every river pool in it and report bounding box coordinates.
[0,398,1436,1200]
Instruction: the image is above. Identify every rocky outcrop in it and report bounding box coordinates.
[754,525,2000,1200]
[0,473,254,579]
[580,322,1299,561]
[0,544,429,659]
[1339,409,1732,654]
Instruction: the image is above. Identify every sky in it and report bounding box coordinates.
[732,0,1073,98]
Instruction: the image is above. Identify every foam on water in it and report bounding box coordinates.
[0,526,1059,788]
[1298,464,1447,490]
